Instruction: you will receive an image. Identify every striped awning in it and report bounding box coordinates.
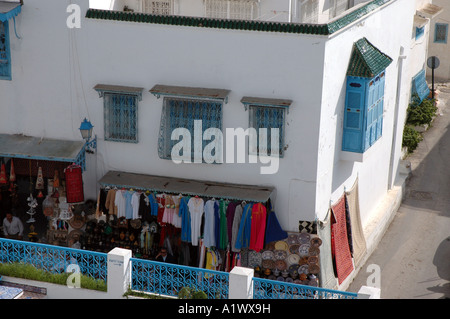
[0,1,21,23]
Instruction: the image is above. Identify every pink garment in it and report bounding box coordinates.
[249,203,267,252]
[162,195,174,225]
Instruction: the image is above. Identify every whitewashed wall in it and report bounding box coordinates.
[0,0,328,231]
[0,0,422,235]
[316,0,416,228]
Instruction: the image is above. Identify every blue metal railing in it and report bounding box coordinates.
[253,277,357,299]
[130,258,229,299]
[0,238,108,284]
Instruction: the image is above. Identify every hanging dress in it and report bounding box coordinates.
[188,197,204,246]
[249,202,267,252]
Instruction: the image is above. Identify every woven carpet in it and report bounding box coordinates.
[345,178,367,267]
[331,194,354,285]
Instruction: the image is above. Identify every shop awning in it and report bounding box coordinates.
[0,134,86,168]
[150,85,231,103]
[99,170,274,202]
[416,3,443,19]
[0,1,21,23]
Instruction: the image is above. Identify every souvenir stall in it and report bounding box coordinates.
[0,134,88,245]
[0,157,86,245]
[83,170,324,288]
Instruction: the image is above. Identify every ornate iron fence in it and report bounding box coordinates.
[131,258,229,299]
[253,277,357,299]
[0,238,108,284]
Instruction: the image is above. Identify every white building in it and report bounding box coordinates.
[425,0,448,82]
[0,0,432,290]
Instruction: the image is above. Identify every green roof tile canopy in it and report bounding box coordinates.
[85,0,392,36]
[347,38,393,78]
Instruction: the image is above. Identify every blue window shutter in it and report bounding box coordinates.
[249,105,285,157]
[343,77,365,152]
[367,80,377,149]
[343,72,386,154]
[158,97,223,161]
[0,21,11,80]
[411,69,430,103]
[375,74,385,141]
[434,23,448,44]
[104,93,138,143]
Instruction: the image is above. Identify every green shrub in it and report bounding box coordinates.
[0,262,107,291]
[178,286,208,299]
[406,96,437,126]
[402,125,423,153]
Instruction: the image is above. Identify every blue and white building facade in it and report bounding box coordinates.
[0,0,434,290]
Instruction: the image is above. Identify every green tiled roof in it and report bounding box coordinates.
[347,38,393,78]
[85,0,392,36]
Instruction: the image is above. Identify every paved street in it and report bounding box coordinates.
[348,83,450,299]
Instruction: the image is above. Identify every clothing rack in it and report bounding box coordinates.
[100,184,252,204]
[98,170,274,203]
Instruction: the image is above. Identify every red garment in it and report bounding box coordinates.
[249,203,267,252]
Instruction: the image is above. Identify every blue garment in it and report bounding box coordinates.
[148,193,159,216]
[265,210,287,244]
[235,203,253,250]
[179,197,191,242]
[124,191,134,219]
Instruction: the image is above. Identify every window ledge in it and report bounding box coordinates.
[341,138,381,162]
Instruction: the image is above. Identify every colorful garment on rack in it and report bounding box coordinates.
[214,201,220,248]
[234,203,253,250]
[265,210,287,244]
[231,204,243,252]
[115,190,126,218]
[179,196,191,242]
[188,197,204,246]
[139,192,151,222]
[219,200,228,250]
[162,195,175,225]
[105,189,117,215]
[156,194,165,224]
[124,191,134,220]
[249,203,267,252]
[131,192,141,219]
[226,202,238,247]
[148,193,159,217]
[172,194,182,228]
[203,199,216,248]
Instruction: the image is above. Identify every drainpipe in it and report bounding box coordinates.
[388,46,406,190]
[289,0,292,22]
